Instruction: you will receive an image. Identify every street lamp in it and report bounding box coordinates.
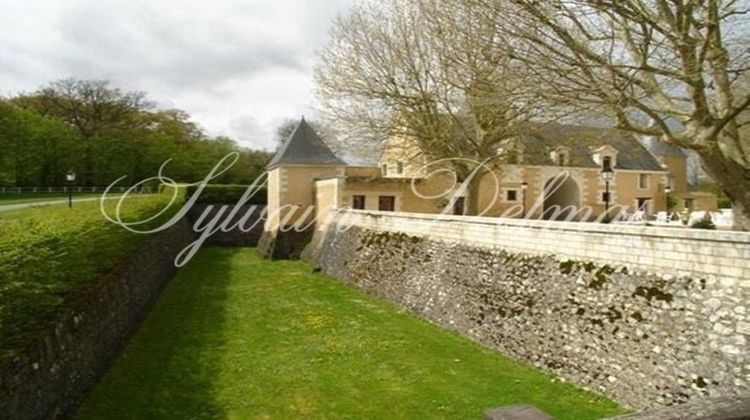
[601,167,614,220]
[66,170,76,208]
[664,185,672,213]
[520,181,529,218]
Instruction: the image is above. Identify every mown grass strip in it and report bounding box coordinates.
[77,248,622,419]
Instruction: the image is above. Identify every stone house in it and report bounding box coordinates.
[263,118,716,236]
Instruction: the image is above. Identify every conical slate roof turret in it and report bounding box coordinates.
[267,117,345,168]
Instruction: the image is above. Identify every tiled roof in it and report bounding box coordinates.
[267,118,346,168]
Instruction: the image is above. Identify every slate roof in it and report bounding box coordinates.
[518,123,666,171]
[267,118,666,172]
[638,136,687,157]
[267,118,346,168]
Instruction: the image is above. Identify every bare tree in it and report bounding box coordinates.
[274,118,299,147]
[315,0,538,214]
[21,79,153,139]
[482,0,750,228]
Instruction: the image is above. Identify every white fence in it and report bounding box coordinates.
[0,186,152,194]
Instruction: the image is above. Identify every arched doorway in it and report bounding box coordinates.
[543,175,581,220]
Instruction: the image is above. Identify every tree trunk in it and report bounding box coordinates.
[697,145,750,231]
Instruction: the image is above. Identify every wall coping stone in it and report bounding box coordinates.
[337,210,750,244]
[330,209,750,283]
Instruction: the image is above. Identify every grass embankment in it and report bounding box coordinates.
[185,184,267,205]
[0,194,181,367]
[77,248,621,419]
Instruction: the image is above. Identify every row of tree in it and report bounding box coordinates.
[0,79,271,188]
[315,0,750,229]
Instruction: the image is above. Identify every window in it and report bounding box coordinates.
[396,161,403,175]
[378,196,395,211]
[638,173,650,189]
[381,164,388,176]
[507,149,519,164]
[506,189,518,202]
[352,195,366,210]
[453,197,465,215]
[602,156,612,171]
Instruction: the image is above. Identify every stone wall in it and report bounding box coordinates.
[330,211,750,283]
[0,220,195,419]
[258,227,315,260]
[314,210,750,409]
[611,394,750,419]
[187,204,265,247]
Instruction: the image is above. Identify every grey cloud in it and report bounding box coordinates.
[229,115,273,149]
[0,0,354,148]
[53,3,306,89]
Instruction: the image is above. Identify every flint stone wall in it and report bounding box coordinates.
[315,210,750,409]
[187,204,265,247]
[610,394,750,419]
[0,219,195,419]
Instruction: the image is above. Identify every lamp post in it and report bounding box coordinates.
[601,167,614,220]
[521,181,528,218]
[664,185,672,213]
[66,170,76,208]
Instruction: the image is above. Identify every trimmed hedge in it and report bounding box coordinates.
[718,198,732,209]
[0,195,181,367]
[691,219,717,230]
[185,184,267,205]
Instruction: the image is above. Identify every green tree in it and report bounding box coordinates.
[0,100,80,187]
[3,79,270,189]
[13,79,152,186]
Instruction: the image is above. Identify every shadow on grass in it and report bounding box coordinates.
[76,248,234,419]
[77,248,621,419]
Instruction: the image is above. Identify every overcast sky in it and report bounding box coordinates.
[0,0,355,150]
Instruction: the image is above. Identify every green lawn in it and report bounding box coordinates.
[0,193,142,220]
[77,248,621,419]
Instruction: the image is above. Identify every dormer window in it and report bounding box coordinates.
[502,141,524,165]
[550,146,570,166]
[381,164,388,176]
[507,149,520,164]
[396,161,403,175]
[592,145,619,171]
